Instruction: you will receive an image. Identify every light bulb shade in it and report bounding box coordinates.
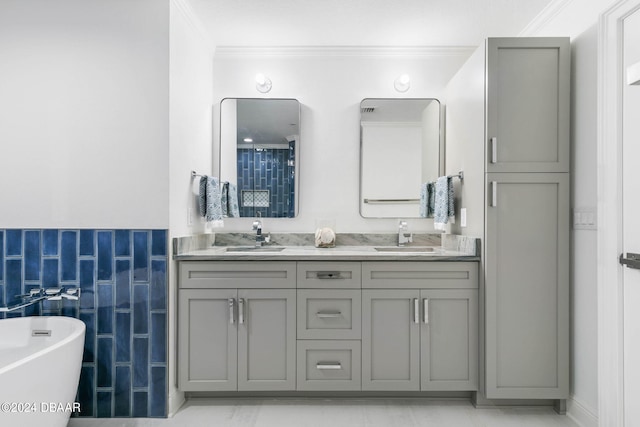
[255,73,272,93]
[394,74,411,93]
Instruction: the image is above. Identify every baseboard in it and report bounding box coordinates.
[566,396,598,427]
[168,389,186,418]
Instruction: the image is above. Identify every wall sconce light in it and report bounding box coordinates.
[394,74,411,93]
[255,73,272,93]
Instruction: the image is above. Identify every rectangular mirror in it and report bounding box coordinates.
[359,98,442,218]
[220,98,300,218]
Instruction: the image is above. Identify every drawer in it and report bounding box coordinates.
[297,290,361,339]
[362,262,478,289]
[297,262,361,289]
[179,261,296,289]
[296,340,361,391]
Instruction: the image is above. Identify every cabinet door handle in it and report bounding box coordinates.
[316,362,342,370]
[491,137,497,163]
[424,298,429,324]
[413,298,419,324]
[316,271,341,279]
[491,181,498,207]
[228,298,235,324]
[316,311,342,318]
[238,298,245,324]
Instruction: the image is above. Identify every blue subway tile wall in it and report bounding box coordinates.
[0,229,168,418]
[236,147,295,217]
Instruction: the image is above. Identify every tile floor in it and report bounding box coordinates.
[67,398,581,427]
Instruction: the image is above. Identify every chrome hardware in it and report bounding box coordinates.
[491,182,498,207]
[620,253,640,270]
[229,298,235,324]
[491,137,497,163]
[252,219,270,247]
[316,362,342,370]
[398,221,413,247]
[424,299,429,324]
[413,298,419,324]
[239,298,245,324]
[32,330,52,337]
[0,286,81,312]
[316,311,342,318]
[316,272,341,280]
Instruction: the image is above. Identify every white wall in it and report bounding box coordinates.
[0,0,170,229]
[168,0,214,415]
[212,48,472,233]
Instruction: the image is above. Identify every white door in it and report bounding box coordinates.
[622,8,640,426]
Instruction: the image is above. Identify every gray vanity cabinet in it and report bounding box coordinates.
[178,289,238,391]
[178,261,296,392]
[361,262,479,392]
[484,173,569,398]
[485,38,570,173]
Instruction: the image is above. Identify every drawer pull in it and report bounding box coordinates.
[316,311,342,318]
[239,298,245,324]
[424,298,429,324]
[316,272,342,279]
[316,362,342,370]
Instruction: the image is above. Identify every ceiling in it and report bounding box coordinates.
[188,0,554,47]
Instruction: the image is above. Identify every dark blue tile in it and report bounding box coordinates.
[42,229,58,256]
[133,232,148,282]
[133,284,148,335]
[78,366,95,417]
[96,391,112,418]
[61,231,78,281]
[79,260,95,309]
[24,301,40,316]
[151,230,167,256]
[42,258,58,287]
[114,366,131,417]
[6,259,22,304]
[79,229,95,256]
[97,337,113,388]
[6,229,22,256]
[133,337,148,387]
[61,298,77,318]
[24,230,40,281]
[0,231,3,281]
[79,311,96,363]
[97,284,113,334]
[115,230,131,257]
[115,260,131,310]
[0,284,4,306]
[97,231,113,281]
[149,366,167,417]
[150,260,166,311]
[132,391,148,417]
[115,311,131,363]
[150,312,166,364]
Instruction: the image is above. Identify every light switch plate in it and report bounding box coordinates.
[573,207,597,230]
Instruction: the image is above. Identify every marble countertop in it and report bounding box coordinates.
[173,233,480,262]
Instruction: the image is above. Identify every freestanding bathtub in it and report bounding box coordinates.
[0,316,85,427]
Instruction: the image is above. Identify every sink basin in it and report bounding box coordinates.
[224,246,285,253]
[373,246,437,253]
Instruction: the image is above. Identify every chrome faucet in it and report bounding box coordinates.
[252,219,270,247]
[398,220,413,246]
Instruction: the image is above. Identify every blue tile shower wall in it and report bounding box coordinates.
[0,229,168,418]
[237,148,294,217]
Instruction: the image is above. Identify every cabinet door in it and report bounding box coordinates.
[362,290,420,390]
[485,173,569,398]
[420,289,478,391]
[486,37,570,173]
[178,289,237,391]
[237,289,296,391]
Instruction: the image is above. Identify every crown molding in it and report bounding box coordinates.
[518,0,574,36]
[214,45,476,59]
[170,0,214,50]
